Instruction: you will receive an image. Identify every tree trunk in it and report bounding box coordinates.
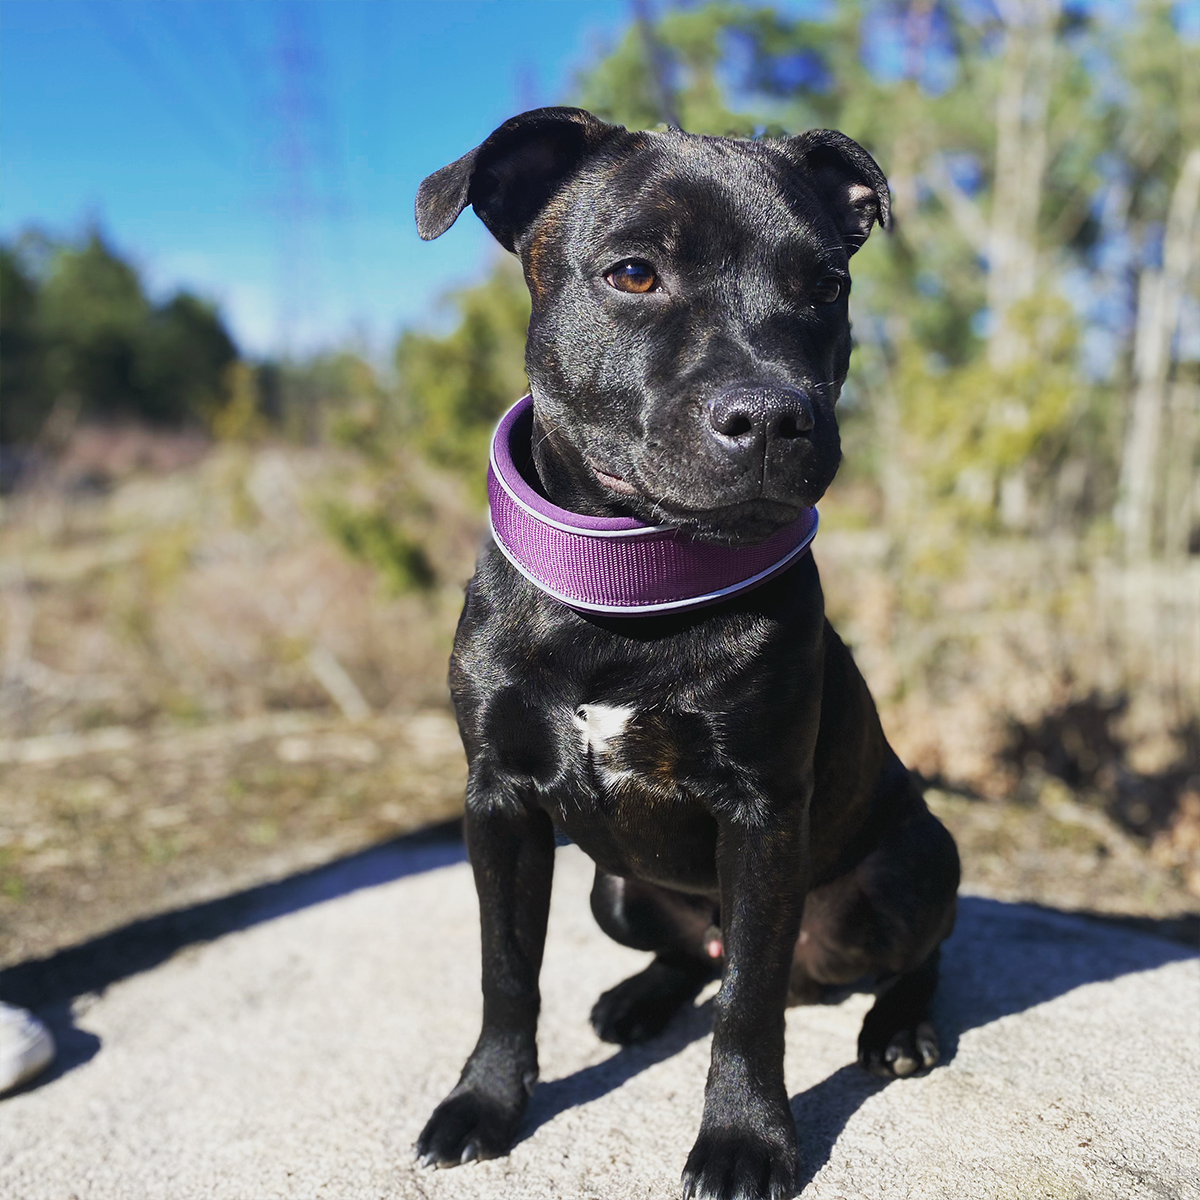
[1116,146,1200,562]
[1163,379,1200,561]
[986,0,1061,370]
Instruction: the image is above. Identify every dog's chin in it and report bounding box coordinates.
[641,496,810,546]
[588,465,823,544]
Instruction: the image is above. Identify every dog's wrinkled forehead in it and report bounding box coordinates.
[540,139,843,280]
[593,143,790,239]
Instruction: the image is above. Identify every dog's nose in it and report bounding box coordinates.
[706,388,814,443]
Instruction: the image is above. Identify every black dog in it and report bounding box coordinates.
[413,108,959,1200]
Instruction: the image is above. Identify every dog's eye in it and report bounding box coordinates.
[606,260,658,294]
[813,276,844,304]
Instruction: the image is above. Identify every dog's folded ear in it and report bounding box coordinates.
[785,130,892,256]
[416,107,619,251]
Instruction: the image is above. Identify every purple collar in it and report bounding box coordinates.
[487,396,817,615]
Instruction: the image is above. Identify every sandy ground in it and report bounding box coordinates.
[1,836,1197,1200]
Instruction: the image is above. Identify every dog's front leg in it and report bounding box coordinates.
[683,808,807,1200]
[416,782,555,1167]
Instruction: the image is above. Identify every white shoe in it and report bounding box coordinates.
[0,1002,55,1094]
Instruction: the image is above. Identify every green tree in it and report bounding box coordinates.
[0,227,240,439]
[136,292,238,425]
[577,3,755,134]
[272,349,390,448]
[36,230,151,418]
[0,246,49,444]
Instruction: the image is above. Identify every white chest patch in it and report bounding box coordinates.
[573,703,636,758]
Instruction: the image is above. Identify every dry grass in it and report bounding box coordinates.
[0,711,466,967]
[818,527,1199,800]
[1,437,481,736]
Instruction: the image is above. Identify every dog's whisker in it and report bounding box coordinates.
[532,416,571,457]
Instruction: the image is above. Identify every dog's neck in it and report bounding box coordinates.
[529,410,639,521]
[488,395,818,616]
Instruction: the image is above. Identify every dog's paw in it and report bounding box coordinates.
[681,1124,797,1200]
[857,1019,939,1079]
[590,959,708,1045]
[414,1088,524,1168]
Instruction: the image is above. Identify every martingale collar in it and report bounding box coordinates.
[486,396,818,616]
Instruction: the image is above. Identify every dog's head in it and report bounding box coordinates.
[417,107,889,544]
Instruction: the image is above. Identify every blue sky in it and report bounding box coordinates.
[0,0,633,358]
[5,1,1191,364]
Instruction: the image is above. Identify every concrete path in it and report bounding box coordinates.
[2,832,1197,1200]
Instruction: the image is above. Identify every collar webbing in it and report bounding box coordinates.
[486,396,817,616]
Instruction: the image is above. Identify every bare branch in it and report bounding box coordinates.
[306,644,372,721]
[924,156,991,258]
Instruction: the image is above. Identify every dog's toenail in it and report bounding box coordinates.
[916,1023,939,1066]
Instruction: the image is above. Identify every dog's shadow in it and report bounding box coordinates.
[518,994,717,1145]
[520,894,1195,1190]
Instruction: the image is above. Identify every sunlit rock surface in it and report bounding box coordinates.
[1,840,1196,1200]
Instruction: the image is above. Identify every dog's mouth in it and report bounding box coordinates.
[587,460,640,497]
[585,459,812,544]
[591,472,804,544]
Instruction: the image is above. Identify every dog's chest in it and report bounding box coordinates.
[538,700,721,887]
[573,703,662,786]
[566,701,711,793]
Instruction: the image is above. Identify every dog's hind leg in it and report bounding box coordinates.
[588,868,720,1044]
[857,947,942,1077]
[793,795,959,1076]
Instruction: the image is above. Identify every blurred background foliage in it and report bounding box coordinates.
[2,1,1198,948]
[394,260,531,485]
[2,230,238,442]
[5,1,1195,559]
